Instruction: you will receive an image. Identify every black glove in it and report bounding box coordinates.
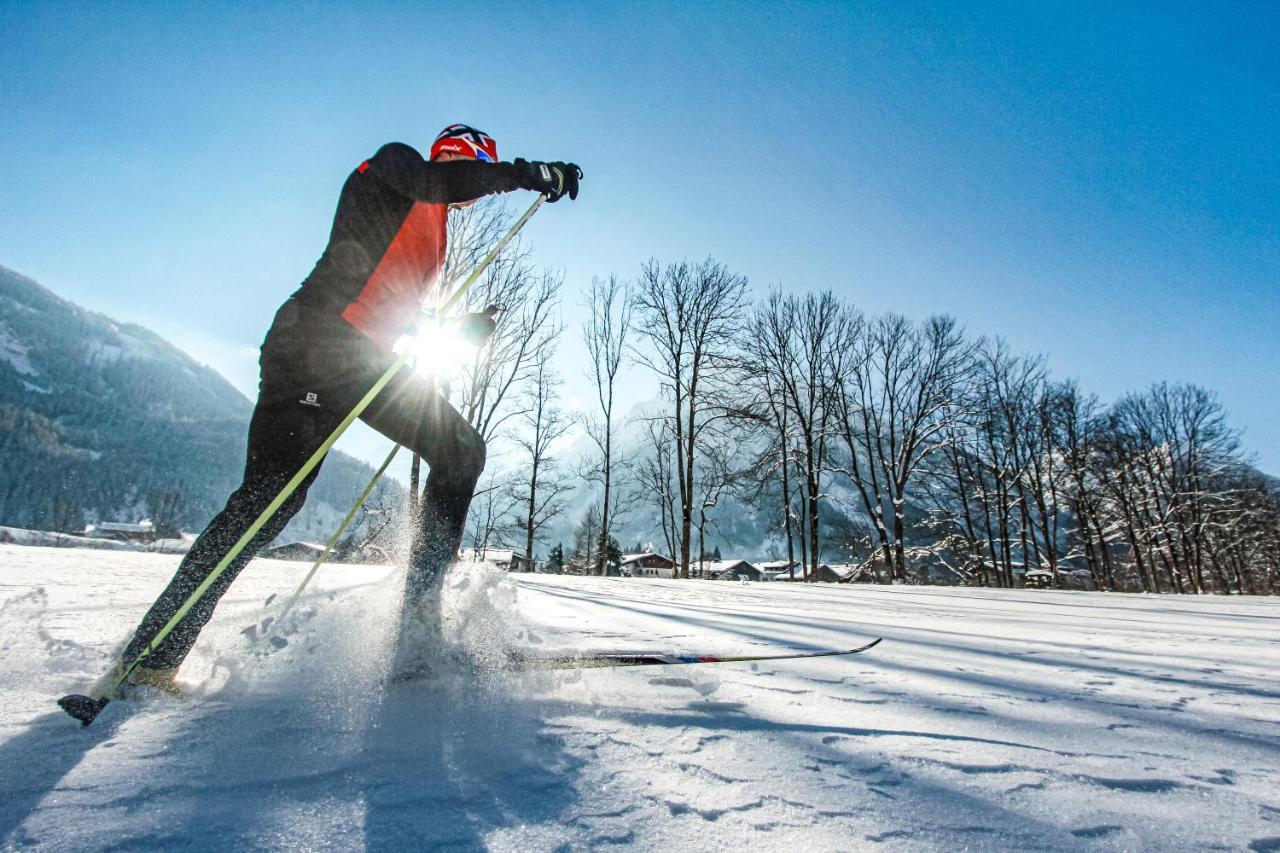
[513,159,582,202]
[455,305,499,346]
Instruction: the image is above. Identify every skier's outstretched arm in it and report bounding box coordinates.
[366,142,582,204]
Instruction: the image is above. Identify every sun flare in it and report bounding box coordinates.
[395,321,475,380]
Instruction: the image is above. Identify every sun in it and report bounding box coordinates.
[394,320,476,380]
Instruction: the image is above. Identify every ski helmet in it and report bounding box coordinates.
[430,123,499,162]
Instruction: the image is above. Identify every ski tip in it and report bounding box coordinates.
[58,694,109,727]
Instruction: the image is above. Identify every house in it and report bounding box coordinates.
[702,559,764,581]
[1024,568,1094,590]
[263,541,327,561]
[620,552,676,578]
[458,547,535,572]
[813,563,871,583]
[766,562,873,583]
[1024,569,1053,589]
[83,519,156,543]
[759,559,801,581]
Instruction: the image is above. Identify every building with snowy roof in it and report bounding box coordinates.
[82,519,156,543]
[701,559,765,581]
[458,547,534,573]
[620,552,676,578]
[262,541,326,561]
[758,559,801,581]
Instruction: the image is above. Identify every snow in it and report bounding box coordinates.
[0,527,193,554]
[0,526,134,551]
[1,543,1278,850]
[83,329,158,364]
[0,321,37,376]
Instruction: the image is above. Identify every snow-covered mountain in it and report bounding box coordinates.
[0,264,401,541]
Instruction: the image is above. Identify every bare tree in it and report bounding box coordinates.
[455,266,562,560]
[929,344,1084,589]
[973,341,1046,587]
[513,359,573,568]
[835,314,972,581]
[631,258,748,578]
[1023,381,1074,585]
[1101,383,1246,593]
[455,268,561,443]
[744,290,852,579]
[694,430,737,578]
[639,417,679,562]
[582,275,634,575]
[731,397,801,579]
[465,467,524,554]
[1054,381,1117,590]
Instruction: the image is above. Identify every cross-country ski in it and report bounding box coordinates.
[512,637,884,670]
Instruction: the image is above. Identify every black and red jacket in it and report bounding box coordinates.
[287,142,523,350]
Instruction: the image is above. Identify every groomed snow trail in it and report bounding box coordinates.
[1,544,1278,851]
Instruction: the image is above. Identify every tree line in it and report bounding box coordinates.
[430,204,1278,595]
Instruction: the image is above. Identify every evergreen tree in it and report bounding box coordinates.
[605,536,623,574]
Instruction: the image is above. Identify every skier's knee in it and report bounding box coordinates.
[457,432,486,483]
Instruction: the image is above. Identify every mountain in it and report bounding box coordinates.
[0,265,402,542]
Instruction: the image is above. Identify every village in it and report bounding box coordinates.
[1,514,1103,590]
[0,517,882,584]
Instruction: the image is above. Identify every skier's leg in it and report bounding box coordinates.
[360,369,485,603]
[121,396,338,673]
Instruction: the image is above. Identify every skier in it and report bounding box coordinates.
[117,124,581,693]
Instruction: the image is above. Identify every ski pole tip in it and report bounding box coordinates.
[57,694,109,727]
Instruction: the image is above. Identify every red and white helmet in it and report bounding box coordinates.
[430,123,499,162]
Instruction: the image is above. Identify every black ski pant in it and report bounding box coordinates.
[122,308,485,671]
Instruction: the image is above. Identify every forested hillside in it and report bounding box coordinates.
[0,265,401,541]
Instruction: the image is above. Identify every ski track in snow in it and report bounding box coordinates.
[1,544,1278,851]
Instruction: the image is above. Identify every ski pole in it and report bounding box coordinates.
[263,443,400,640]
[260,195,545,642]
[440,194,544,315]
[59,195,546,727]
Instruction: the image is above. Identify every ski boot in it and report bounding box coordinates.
[114,661,182,698]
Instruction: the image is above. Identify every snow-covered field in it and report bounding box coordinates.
[1,544,1278,851]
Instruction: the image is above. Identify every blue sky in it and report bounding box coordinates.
[1,2,1277,473]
